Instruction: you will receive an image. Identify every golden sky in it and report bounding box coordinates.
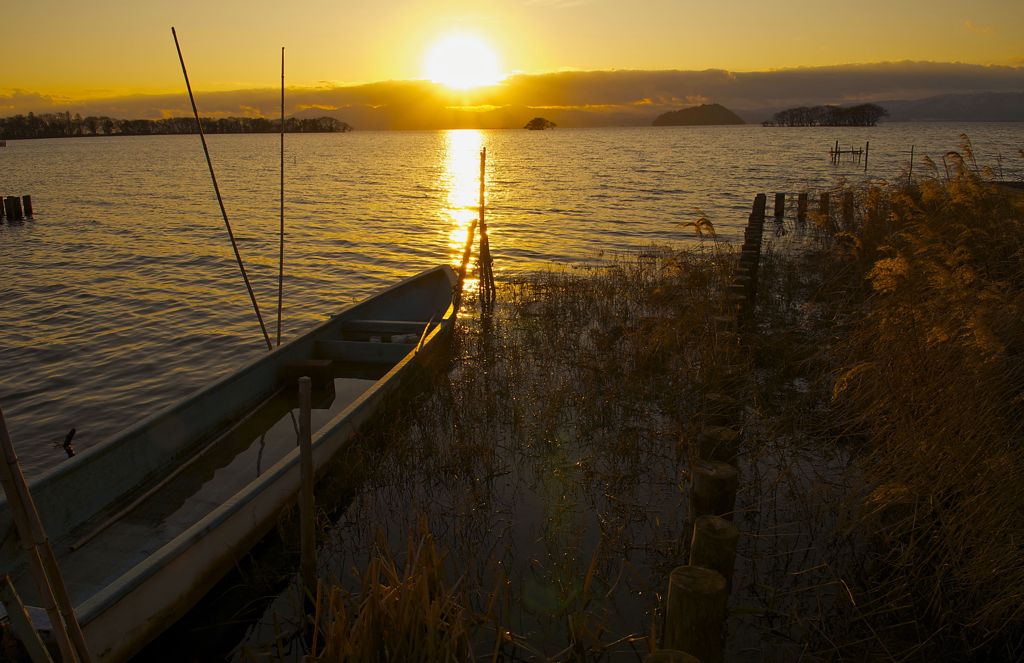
[2,0,1022,99]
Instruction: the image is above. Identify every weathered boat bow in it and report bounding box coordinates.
[0,265,458,661]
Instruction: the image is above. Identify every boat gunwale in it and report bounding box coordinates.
[77,288,455,625]
[0,266,456,605]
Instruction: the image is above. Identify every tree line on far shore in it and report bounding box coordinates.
[0,112,353,139]
[762,103,888,127]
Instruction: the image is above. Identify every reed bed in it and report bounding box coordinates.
[235,146,1022,662]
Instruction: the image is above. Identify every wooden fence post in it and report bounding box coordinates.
[689,515,739,589]
[690,460,738,521]
[664,566,727,663]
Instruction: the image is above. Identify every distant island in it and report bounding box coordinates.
[524,117,556,130]
[762,103,888,127]
[652,103,745,126]
[0,112,352,140]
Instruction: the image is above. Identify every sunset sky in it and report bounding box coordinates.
[3,0,1022,99]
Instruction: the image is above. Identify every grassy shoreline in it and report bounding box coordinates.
[225,156,1023,661]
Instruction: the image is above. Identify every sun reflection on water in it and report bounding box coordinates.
[441,130,483,284]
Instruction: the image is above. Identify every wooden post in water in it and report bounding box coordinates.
[819,192,830,221]
[22,195,33,218]
[773,193,784,219]
[842,191,855,226]
[797,193,808,223]
[833,139,839,164]
[690,460,738,521]
[6,196,24,221]
[689,515,739,589]
[0,408,91,662]
[864,141,869,173]
[298,377,315,596]
[664,566,727,663]
[645,650,701,663]
[908,145,915,184]
[697,425,740,462]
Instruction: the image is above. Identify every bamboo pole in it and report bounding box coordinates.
[171,27,273,351]
[0,574,55,663]
[298,377,315,595]
[276,46,285,347]
[0,408,90,662]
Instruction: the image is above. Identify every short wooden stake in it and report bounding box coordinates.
[819,192,830,220]
[298,377,315,596]
[773,193,784,219]
[702,395,739,428]
[664,566,727,663]
[691,460,738,521]
[864,141,869,173]
[6,196,24,221]
[0,574,54,663]
[797,193,808,223]
[697,425,740,461]
[22,195,33,218]
[689,515,739,590]
[842,191,854,226]
[645,649,701,663]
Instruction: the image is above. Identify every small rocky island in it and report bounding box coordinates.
[524,117,556,130]
[652,103,745,126]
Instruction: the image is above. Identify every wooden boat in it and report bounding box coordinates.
[0,264,458,661]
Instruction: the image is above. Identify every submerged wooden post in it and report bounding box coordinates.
[842,191,855,226]
[298,376,315,596]
[819,192,830,221]
[773,193,784,219]
[697,425,740,462]
[908,145,915,183]
[864,141,869,173]
[22,195,33,218]
[0,575,55,663]
[6,196,24,221]
[664,566,727,663]
[689,515,739,589]
[797,193,808,223]
[0,408,90,663]
[645,649,701,663]
[691,460,738,521]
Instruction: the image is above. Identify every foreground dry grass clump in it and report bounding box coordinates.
[781,159,1024,658]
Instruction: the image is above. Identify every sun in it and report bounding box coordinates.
[423,34,503,89]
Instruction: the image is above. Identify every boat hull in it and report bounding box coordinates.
[0,265,458,661]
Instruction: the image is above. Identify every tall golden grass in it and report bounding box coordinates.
[815,149,1024,657]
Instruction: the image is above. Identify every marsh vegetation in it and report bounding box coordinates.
[227,141,1022,662]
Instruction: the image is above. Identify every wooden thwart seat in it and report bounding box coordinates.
[314,340,415,365]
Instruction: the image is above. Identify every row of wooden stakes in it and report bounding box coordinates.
[2,195,34,222]
[650,194,767,663]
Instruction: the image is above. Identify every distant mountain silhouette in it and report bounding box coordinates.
[738,92,1024,124]
[652,103,745,126]
[881,92,1024,122]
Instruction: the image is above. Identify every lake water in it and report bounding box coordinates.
[0,124,1021,474]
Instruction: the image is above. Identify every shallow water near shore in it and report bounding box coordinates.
[1,123,1021,474]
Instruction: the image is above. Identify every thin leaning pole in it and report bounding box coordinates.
[276,46,285,347]
[172,26,273,351]
[0,408,91,662]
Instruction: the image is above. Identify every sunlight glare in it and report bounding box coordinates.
[424,34,503,89]
[442,130,484,269]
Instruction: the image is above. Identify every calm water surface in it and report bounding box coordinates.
[0,124,1021,473]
